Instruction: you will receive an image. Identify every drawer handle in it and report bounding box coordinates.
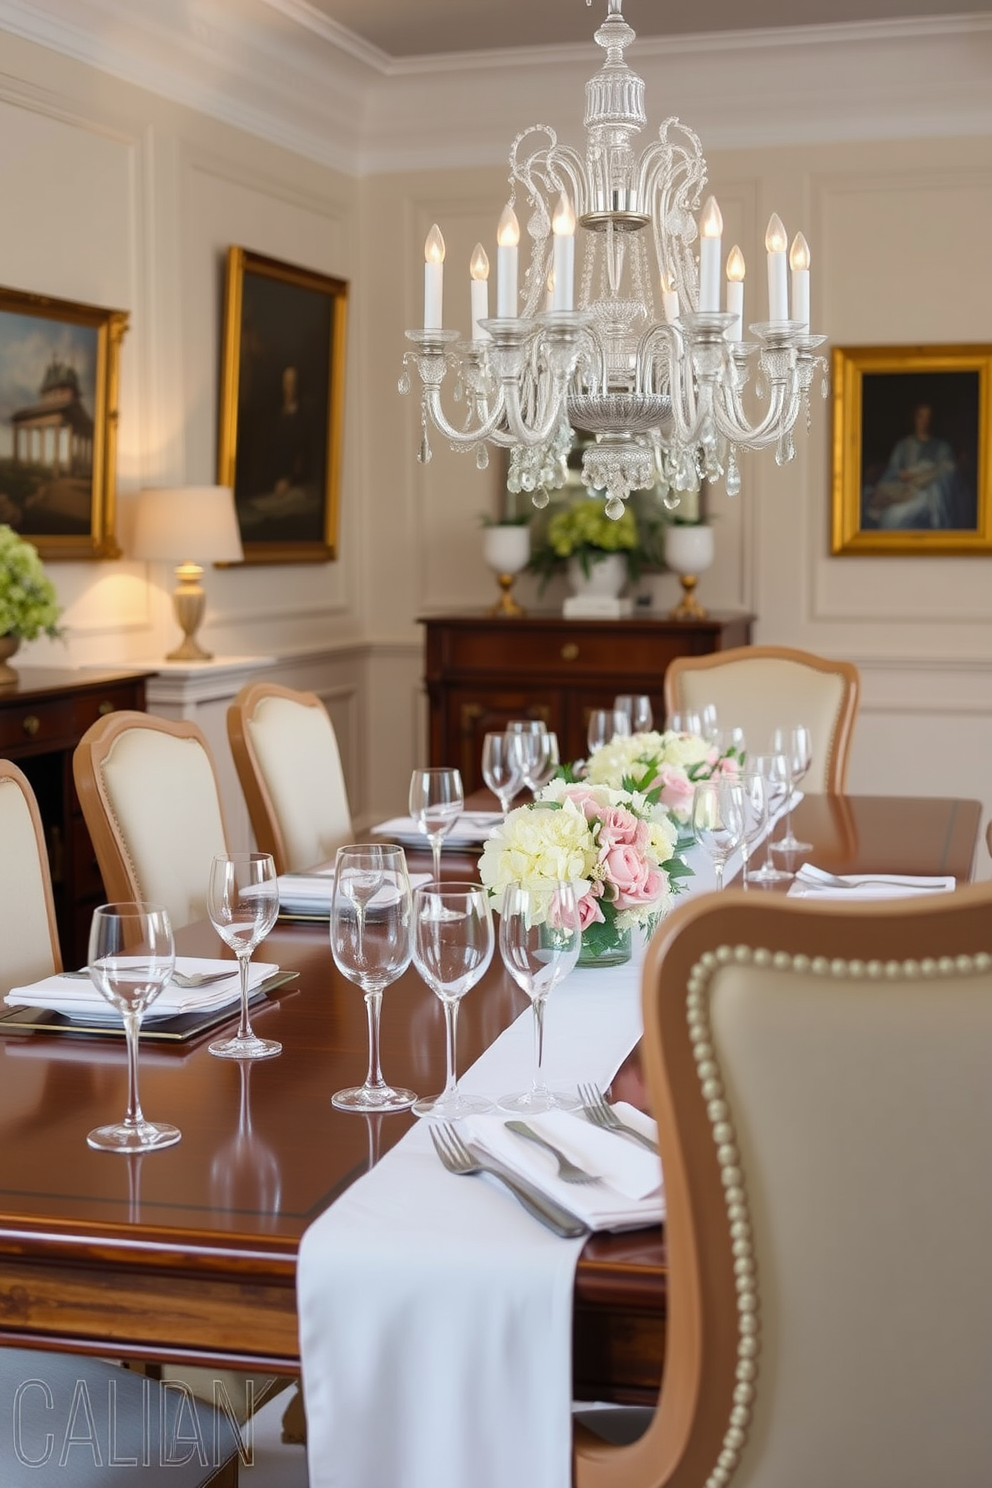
[97,700,115,716]
[560,643,579,661]
[22,715,40,737]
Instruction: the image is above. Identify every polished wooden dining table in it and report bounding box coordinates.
[0,793,980,1406]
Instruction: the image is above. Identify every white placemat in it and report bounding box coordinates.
[371,812,503,849]
[4,958,278,1021]
[788,863,955,899]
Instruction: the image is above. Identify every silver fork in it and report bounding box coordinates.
[578,1084,659,1155]
[796,868,946,892]
[64,968,236,989]
[504,1120,601,1185]
[429,1124,587,1238]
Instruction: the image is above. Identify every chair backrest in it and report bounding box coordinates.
[663,645,860,793]
[0,760,62,990]
[573,885,992,1488]
[73,712,229,931]
[227,682,353,874]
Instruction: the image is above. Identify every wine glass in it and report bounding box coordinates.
[481,732,524,814]
[691,780,745,892]
[700,703,720,742]
[587,708,629,753]
[207,853,281,1060]
[409,767,464,883]
[666,710,702,737]
[769,725,813,855]
[330,844,416,1112]
[614,694,653,734]
[520,730,560,793]
[737,771,769,888]
[497,882,582,1114]
[715,725,747,760]
[86,902,181,1152]
[411,882,495,1120]
[746,752,794,884]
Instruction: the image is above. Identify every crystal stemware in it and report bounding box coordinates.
[409,767,464,883]
[614,694,653,734]
[691,779,745,892]
[520,730,560,793]
[666,710,702,737]
[411,882,495,1120]
[207,852,281,1060]
[497,881,582,1114]
[330,843,416,1113]
[587,708,629,753]
[86,902,181,1152]
[737,770,769,888]
[746,752,794,884]
[481,732,524,814]
[769,725,813,855]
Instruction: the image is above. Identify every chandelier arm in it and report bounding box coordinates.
[712,377,793,446]
[421,385,509,448]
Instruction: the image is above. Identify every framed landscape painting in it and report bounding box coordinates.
[0,286,127,559]
[217,248,349,564]
[831,343,992,555]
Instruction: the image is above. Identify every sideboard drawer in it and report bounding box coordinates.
[73,683,145,734]
[0,697,75,751]
[443,625,688,677]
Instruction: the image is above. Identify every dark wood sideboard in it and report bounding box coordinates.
[421,611,753,792]
[0,667,154,967]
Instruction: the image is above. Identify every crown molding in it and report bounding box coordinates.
[0,1,989,176]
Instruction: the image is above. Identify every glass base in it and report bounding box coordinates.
[413,1090,493,1120]
[770,835,812,855]
[747,863,794,885]
[332,1084,417,1113]
[498,1088,580,1115]
[209,1034,282,1060]
[87,1120,181,1153]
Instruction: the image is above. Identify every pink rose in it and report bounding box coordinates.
[651,764,694,814]
[560,785,604,821]
[577,890,606,930]
[718,754,741,778]
[601,843,651,902]
[598,806,640,847]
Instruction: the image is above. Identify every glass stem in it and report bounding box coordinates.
[236,953,255,1041]
[122,1011,144,1131]
[442,999,460,1101]
[531,995,549,1097]
[740,844,749,889]
[715,861,725,892]
[431,836,442,884]
[364,989,386,1092]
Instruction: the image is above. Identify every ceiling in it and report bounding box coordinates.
[304,0,991,59]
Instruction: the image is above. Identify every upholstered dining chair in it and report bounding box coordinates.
[227,681,353,874]
[574,882,992,1488]
[663,645,860,793]
[73,711,229,931]
[0,759,62,991]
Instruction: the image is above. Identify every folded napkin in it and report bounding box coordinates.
[788,863,955,900]
[463,1105,663,1232]
[371,811,503,848]
[277,866,431,915]
[4,958,279,1020]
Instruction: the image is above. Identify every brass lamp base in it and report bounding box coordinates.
[669,574,708,621]
[167,562,214,661]
[488,572,525,618]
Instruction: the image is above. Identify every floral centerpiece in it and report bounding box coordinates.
[584,729,742,829]
[0,525,63,682]
[527,497,645,587]
[479,777,688,966]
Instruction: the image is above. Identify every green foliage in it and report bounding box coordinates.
[0,525,63,641]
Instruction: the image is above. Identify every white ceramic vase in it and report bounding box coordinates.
[664,524,714,619]
[566,552,627,600]
[483,524,530,617]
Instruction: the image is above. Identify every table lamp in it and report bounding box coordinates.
[132,486,243,661]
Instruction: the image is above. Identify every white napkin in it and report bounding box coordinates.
[4,958,279,1020]
[788,863,955,900]
[277,867,431,915]
[464,1105,663,1231]
[371,811,503,848]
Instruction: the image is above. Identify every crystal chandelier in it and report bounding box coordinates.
[399,0,827,519]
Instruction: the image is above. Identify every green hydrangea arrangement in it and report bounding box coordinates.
[0,525,63,640]
[528,497,644,584]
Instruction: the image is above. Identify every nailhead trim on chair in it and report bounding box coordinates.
[687,942,992,1488]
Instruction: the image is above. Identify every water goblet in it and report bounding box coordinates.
[505,718,549,784]
[614,694,653,734]
[715,725,747,761]
[587,708,629,753]
[691,779,745,892]
[700,703,720,742]
[746,752,794,884]
[666,710,702,737]
[769,725,813,855]
[737,770,769,888]
[330,844,416,1112]
[520,730,560,792]
[86,902,181,1152]
[481,732,524,814]
[207,852,281,1059]
[409,767,464,883]
[411,882,495,1120]
[497,881,582,1114]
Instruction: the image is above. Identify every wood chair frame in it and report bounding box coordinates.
[0,758,62,976]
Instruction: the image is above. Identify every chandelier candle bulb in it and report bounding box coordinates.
[551,191,576,312]
[789,232,811,332]
[470,243,490,342]
[660,270,680,325]
[765,213,789,323]
[698,196,723,313]
[725,246,745,341]
[496,204,520,318]
[424,224,445,331]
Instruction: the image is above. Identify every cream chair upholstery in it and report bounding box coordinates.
[228,682,353,874]
[664,645,860,793]
[575,882,992,1488]
[0,760,61,991]
[73,712,229,930]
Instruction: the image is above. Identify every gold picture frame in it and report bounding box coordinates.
[831,343,992,555]
[218,247,348,564]
[0,285,127,560]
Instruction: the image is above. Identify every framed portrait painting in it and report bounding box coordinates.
[0,286,127,559]
[218,248,348,564]
[830,343,992,555]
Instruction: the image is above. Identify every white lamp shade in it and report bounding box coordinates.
[132,486,243,564]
